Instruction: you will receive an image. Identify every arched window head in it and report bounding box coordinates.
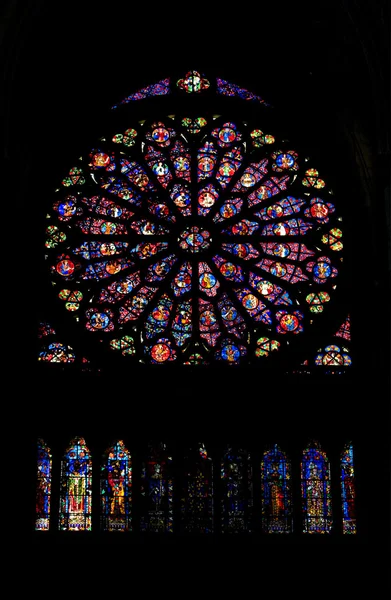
[221,446,253,533]
[301,441,332,534]
[181,442,214,533]
[35,439,52,531]
[261,444,293,533]
[44,70,346,371]
[341,443,356,534]
[101,440,132,532]
[59,437,92,531]
[140,442,173,533]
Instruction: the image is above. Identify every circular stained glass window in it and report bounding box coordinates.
[45,72,343,366]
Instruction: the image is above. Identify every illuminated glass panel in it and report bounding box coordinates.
[38,342,76,363]
[261,445,293,533]
[181,443,214,533]
[335,315,351,341]
[35,439,52,531]
[301,442,332,533]
[101,441,132,532]
[341,443,357,534]
[59,437,92,531]
[140,442,174,532]
[216,78,269,105]
[45,77,344,369]
[221,447,253,533]
[114,78,170,107]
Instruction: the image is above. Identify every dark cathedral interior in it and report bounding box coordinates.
[5,0,389,589]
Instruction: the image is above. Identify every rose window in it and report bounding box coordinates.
[45,72,343,366]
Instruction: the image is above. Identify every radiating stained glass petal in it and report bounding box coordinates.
[199,298,221,347]
[260,242,315,261]
[255,196,305,220]
[170,140,191,182]
[199,262,220,297]
[98,271,141,303]
[218,293,247,339]
[261,218,313,236]
[82,258,133,281]
[232,159,268,193]
[256,258,308,283]
[213,196,243,223]
[247,175,290,206]
[76,218,128,235]
[198,184,219,217]
[222,242,259,260]
[213,255,244,282]
[145,254,177,282]
[172,301,192,347]
[118,287,158,324]
[234,287,272,323]
[172,262,192,296]
[216,147,243,189]
[144,295,173,339]
[222,219,259,235]
[129,220,170,235]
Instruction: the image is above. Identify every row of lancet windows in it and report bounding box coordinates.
[36,439,356,534]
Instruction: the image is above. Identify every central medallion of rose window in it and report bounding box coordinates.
[179,226,211,253]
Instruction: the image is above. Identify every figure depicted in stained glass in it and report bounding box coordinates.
[221,446,253,533]
[35,439,52,531]
[261,445,293,533]
[101,441,132,531]
[59,437,92,531]
[301,442,332,533]
[45,74,345,369]
[181,443,213,533]
[341,443,356,534]
[140,442,173,533]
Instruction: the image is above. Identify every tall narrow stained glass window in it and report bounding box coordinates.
[59,437,92,531]
[261,445,293,533]
[301,442,332,533]
[181,443,214,533]
[341,443,357,534]
[221,446,253,533]
[140,442,173,533]
[101,440,132,531]
[35,439,52,531]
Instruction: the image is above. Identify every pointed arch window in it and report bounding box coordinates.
[301,442,332,533]
[101,440,132,531]
[181,443,214,533]
[35,439,52,531]
[59,437,92,531]
[341,443,356,534]
[140,442,173,533]
[221,446,253,533]
[261,444,293,533]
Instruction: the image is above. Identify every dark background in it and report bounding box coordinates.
[3,0,390,588]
